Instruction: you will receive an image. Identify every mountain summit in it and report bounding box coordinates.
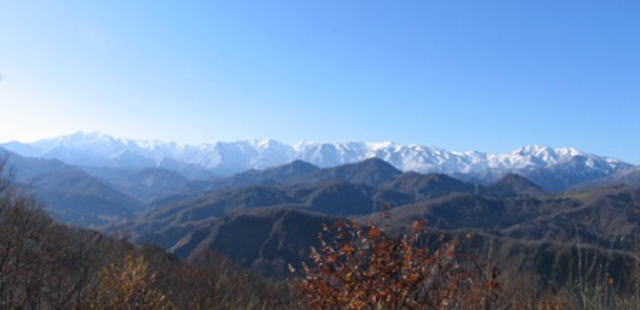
[1,132,632,191]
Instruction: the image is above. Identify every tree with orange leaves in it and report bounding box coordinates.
[89,252,174,310]
[296,214,499,309]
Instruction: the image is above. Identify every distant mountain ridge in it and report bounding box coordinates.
[2,132,632,191]
[0,147,143,226]
[111,175,640,280]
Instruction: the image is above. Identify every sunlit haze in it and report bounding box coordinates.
[1,1,639,162]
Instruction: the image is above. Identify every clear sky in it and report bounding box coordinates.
[0,1,638,163]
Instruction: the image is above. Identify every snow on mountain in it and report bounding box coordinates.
[1,132,632,183]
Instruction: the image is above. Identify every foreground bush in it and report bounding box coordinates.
[297,212,499,309]
[89,253,174,310]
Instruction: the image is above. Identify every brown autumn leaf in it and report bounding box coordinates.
[368,226,383,239]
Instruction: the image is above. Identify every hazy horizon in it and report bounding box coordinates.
[2,130,638,165]
[1,1,639,162]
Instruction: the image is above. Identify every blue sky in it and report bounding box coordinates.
[0,1,638,163]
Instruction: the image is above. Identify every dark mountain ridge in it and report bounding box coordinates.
[114,184,640,285]
[111,160,551,245]
[7,148,640,294]
[485,173,543,196]
[87,167,207,204]
[1,148,143,226]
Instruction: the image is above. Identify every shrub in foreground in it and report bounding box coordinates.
[296,212,499,309]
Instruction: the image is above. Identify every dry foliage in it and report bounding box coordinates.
[296,208,500,310]
[3,157,640,309]
[88,252,174,310]
[0,158,302,309]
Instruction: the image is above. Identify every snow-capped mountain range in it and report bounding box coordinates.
[0,132,633,190]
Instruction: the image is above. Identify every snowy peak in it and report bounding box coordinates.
[36,131,125,148]
[1,133,632,189]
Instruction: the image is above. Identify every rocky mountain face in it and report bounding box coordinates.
[2,131,633,191]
